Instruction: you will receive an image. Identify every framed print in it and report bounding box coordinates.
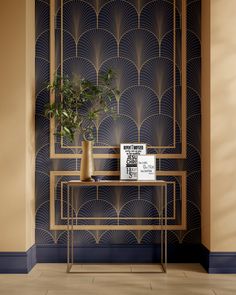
[120,143,147,180]
[137,155,156,181]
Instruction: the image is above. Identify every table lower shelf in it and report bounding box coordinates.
[67,263,166,273]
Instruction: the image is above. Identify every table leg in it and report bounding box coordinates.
[67,186,70,272]
[71,187,74,265]
[164,183,167,272]
[160,185,163,269]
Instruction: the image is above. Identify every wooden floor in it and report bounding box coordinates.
[0,264,236,294]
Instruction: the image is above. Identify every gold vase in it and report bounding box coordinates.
[80,140,94,181]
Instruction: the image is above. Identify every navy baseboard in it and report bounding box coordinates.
[200,245,236,274]
[2,243,235,274]
[36,244,202,263]
[0,244,36,274]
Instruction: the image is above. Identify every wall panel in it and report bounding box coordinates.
[35,0,201,251]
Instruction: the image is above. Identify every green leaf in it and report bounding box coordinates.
[62,111,69,118]
[63,126,71,134]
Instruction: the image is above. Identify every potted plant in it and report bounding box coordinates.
[45,69,119,181]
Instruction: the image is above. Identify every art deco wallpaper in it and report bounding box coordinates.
[35,0,201,255]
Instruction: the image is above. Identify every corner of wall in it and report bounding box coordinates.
[201,0,211,251]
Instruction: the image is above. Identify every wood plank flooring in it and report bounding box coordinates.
[0,264,236,295]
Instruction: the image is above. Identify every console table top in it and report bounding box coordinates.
[67,180,166,187]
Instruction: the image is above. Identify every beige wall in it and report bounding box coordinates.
[0,0,35,251]
[202,0,236,251]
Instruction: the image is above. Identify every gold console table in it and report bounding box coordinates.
[66,180,167,273]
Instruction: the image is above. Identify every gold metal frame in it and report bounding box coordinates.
[66,180,167,273]
[49,0,187,159]
[50,170,186,230]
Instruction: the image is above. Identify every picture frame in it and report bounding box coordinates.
[120,143,147,180]
[137,155,156,181]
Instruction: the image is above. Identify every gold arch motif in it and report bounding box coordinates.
[60,180,176,220]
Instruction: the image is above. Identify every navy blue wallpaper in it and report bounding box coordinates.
[35,0,201,251]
